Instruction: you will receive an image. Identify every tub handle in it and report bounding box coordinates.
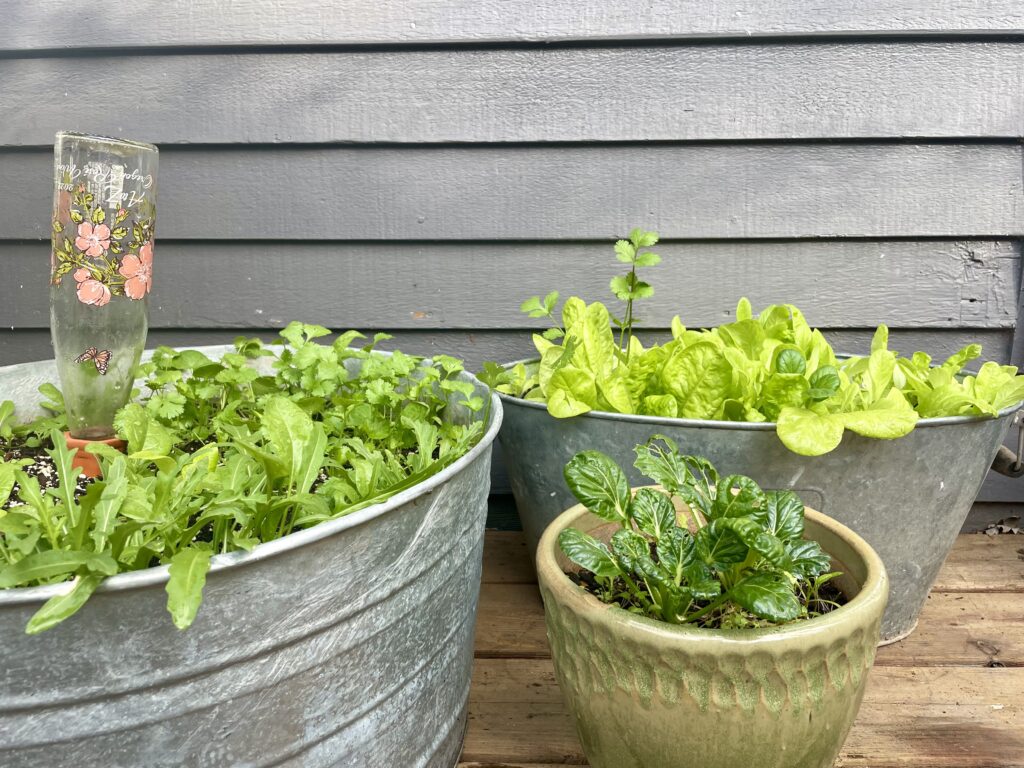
[991,416,1024,478]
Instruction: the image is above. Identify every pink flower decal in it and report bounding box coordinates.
[75,222,111,258]
[73,268,111,306]
[119,241,153,300]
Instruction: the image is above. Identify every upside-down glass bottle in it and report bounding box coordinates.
[50,132,158,473]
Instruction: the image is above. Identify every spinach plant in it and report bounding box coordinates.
[484,229,1024,456]
[559,437,838,628]
[0,323,486,633]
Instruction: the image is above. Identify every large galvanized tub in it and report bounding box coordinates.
[499,387,1020,643]
[0,346,502,768]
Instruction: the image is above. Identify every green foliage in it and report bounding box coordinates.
[559,441,835,628]
[0,324,486,632]
[491,230,1024,456]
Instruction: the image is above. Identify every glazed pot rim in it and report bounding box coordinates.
[0,346,503,605]
[536,501,889,646]
[497,357,1024,430]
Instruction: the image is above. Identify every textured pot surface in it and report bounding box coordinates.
[501,389,1017,641]
[537,503,888,768]
[0,346,502,768]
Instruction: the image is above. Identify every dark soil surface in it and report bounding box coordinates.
[3,442,95,510]
[567,568,847,629]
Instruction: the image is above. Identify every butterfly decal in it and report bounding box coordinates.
[75,347,112,375]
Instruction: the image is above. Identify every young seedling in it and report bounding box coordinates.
[559,436,840,629]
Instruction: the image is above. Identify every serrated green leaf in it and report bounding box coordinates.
[609,275,631,300]
[613,239,635,263]
[632,281,654,299]
[519,295,547,318]
[629,228,659,248]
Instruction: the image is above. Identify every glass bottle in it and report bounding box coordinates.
[50,132,158,440]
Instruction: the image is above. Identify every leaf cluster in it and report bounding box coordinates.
[0,324,485,632]
[558,438,837,628]
[488,231,1024,455]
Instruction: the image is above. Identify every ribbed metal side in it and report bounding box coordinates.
[0,346,502,768]
[499,389,1018,642]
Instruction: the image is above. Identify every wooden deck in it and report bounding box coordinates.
[463,532,1024,768]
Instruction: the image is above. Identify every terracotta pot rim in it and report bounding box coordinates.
[537,498,888,647]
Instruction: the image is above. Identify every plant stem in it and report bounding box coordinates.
[683,591,732,624]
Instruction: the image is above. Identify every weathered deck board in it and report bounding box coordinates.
[462,660,1024,767]
[6,0,1024,50]
[8,240,1018,330]
[4,44,1022,145]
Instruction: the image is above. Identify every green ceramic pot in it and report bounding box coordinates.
[537,501,888,768]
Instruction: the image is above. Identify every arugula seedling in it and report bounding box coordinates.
[0,323,487,633]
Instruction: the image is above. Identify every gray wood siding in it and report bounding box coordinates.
[7,241,1020,330]
[2,145,1022,240]
[5,1,1023,49]
[3,44,1023,144]
[0,9,1020,498]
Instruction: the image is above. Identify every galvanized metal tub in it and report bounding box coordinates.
[0,346,502,768]
[498,383,1020,643]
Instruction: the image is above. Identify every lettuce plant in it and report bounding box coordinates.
[0,324,485,632]
[559,437,838,628]
[486,230,1024,456]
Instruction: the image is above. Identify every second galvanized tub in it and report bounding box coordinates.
[0,346,502,768]
[499,388,1019,643]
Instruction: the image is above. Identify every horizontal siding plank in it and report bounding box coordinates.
[0,329,1013,370]
[3,145,1021,240]
[3,44,1022,145]
[4,0,1023,50]
[6,241,1019,329]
